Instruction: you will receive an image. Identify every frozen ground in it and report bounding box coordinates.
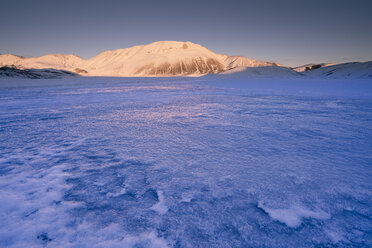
[0,76,371,247]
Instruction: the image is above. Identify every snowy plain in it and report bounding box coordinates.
[0,76,371,247]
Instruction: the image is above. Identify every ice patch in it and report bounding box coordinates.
[258,202,330,228]
[325,229,346,244]
[106,181,127,197]
[107,187,127,197]
[180,192,194,203]
[118,231,170,248]
[150,190,168,214]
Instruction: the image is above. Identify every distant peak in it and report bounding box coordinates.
[0,41,283,77]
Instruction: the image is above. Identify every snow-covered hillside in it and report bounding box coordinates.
[0,54,24,67]
[217,55,278,70]
[0,41,277,77]
[0,66,79,79]
[216,66,301,78]
[216,62,372,79]
[0,54,86,73]
[302,61,372,79]
[292,63,337,72]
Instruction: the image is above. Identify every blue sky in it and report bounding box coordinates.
[1,0,371,66]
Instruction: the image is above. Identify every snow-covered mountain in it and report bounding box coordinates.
[85,41,226,76]
[1,41,371,78]
[0,54,87,74]
[217,55,278,70]
[0,41,277,77]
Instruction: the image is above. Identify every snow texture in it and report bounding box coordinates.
[0,76,371,247]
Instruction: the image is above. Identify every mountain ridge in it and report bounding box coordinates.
[0,41,278,77]
[1,41,371,78]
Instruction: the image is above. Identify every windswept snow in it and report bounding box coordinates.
[150,191,169,215]
[0,76,371,247]
[258,202,330,228]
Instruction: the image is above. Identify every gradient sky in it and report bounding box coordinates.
[1,0,371,66]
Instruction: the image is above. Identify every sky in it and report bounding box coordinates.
[1,0,371,67]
